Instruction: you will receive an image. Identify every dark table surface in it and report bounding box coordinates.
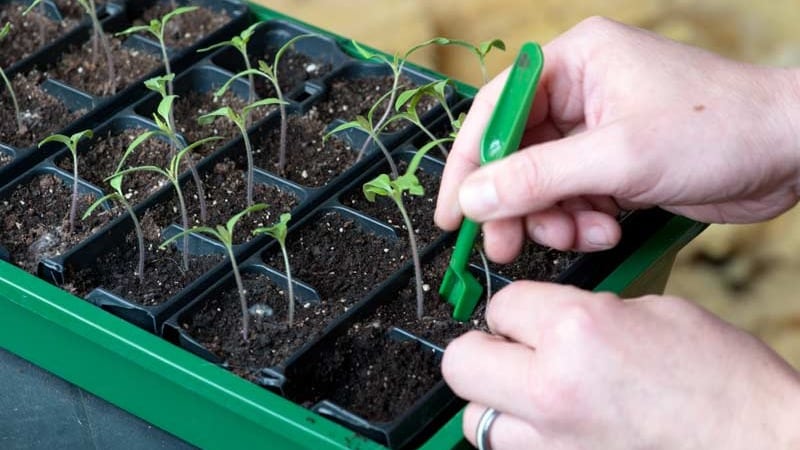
[0,348,195,449]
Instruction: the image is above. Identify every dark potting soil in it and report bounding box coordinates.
[251,111,355,187]
[183,158,299,238]
[313,75,437,133]
[342,159,443,248]
[0,174,117,273]
[0,70,84,149]
[484,241,580,283]
[49,35,159,96]
[137,4,229,49]
[287,326,441,423]
[52,0,97,20]
[264,211,405,309]
[0,3,77,68]
[181,272,331,379]
[67,205,223,306]
[171,89,270,145]
[252,51,331,100]
[56,127,176,206]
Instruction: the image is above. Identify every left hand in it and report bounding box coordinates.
[441,281,800,449]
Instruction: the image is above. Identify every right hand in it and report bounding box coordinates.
[434,17,800,262]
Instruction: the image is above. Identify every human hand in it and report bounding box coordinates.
[435,17,800,262]
[441,282,800,449]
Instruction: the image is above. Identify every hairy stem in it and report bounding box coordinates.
[274,80,289,175]
[160,36,174,95]
[227,244,249,341]
[395,194,424,319]
[240,123,255,207]
[375,135,399,178]
[173,181,190,271]
[356,68,400,162]
[87,2,116,95]
[0,69,23,134]
[281,244,294,326]
[69,154,79,234]
[119,195,145,284]
[478,246,492,304]
[419,122,449,160]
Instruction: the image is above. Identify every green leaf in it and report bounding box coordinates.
[108,172,124,193]
[156,95,177,124]
[394,173,423,196]
[170,136,223,176]
[225,203,268,235]
[407,137,450,176]
[362,174,393,202]
[115,130,159,174]
[395,87,420,111]
[109,165,168,184]
[478,39,506,56]
[323,120,363,143]
[160,225,217,250]
[0,23,10,40]
[214,68,265,98]
[116,24,152,37]
[244,97,288,114]
[38,134,72,149]
[274,34,313,70]
[253,212,291,244]
[197,106,236,126]
[82,192,118,220]
[351,39,379,60]
[21,1,43,16]
[144,74,174,97]
[162,6,198,28]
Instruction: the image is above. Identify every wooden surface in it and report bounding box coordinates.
[252,0,800,368]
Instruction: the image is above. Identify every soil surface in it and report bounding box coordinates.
[181,272,330,379]
[183,158,299,238]
[0,174,116,273]
[251,111,355,187]
[313,75,437,133]
[0,70,84,149]
[68,203,223,306]
[49,35,159,96]
[56,127,177,206]
[264,211,405,308]
[485,241,579,282]
[0,3,77,68]
[287,326,441,423]
[138,4,229,49]
[342,159,443,248]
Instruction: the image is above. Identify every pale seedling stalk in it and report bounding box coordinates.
[197,98,287,207]
[198,23,261,106]
[252,213,294,326]
[141,74,209,223]
[214,34,312,175]
[112,134,223,271]
[38,130,94,234]
[117,6,198,97]
[324,91,400,178]
[477,245,492,305]
[161,203,268,341]
[83,173,146,283]
[0,24,23,134]
[362,138,448,319]
[29,0,117,95]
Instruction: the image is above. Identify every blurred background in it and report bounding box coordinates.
[254,0,800,368]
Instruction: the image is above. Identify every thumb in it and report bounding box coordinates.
[458,121,647,222]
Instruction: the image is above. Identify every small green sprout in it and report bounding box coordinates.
[39,130,93,234]
[131,74,209,223]
[362,138,448,319]
[0,24,23,134]
[197,98,287,207]
[28,0,117,94]
[391,79,457,159]
[117,6,198,95]
[253,213,295,326]
[215,34,312,175]
[161,203,268,341]
[198,22,261,105]
[112,135,223,271]
[415,37,505,85]
[324,92,399,178]
[83,172,145,283]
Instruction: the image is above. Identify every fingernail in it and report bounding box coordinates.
[585,226,613,249]
[459,176,498,218]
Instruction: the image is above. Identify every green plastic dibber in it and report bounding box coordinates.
[440,41,544,322]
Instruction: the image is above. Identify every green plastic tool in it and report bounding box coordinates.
[440,41,544,322]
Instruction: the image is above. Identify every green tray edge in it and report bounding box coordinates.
[0,3,708,449]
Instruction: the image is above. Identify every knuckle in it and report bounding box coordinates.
[548,302,600,343]
[575,16,620,35]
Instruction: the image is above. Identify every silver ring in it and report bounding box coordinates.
[476,407,500,450]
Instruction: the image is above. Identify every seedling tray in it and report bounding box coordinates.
[0,2,707,449]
